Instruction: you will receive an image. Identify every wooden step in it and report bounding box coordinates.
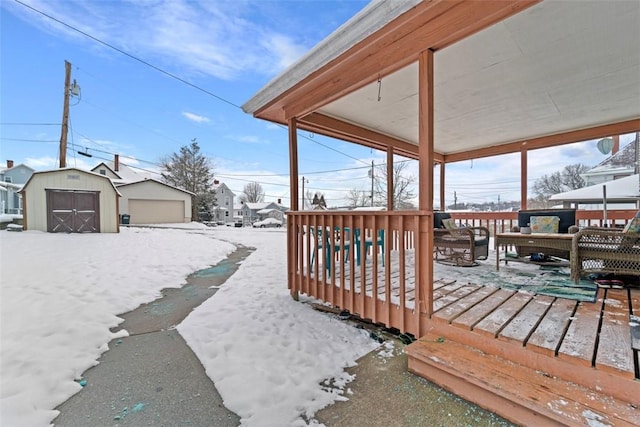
[406,333,640,427]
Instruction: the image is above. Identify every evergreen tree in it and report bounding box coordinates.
[160,139,215,221]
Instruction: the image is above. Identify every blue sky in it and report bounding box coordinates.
[1,0,634,208]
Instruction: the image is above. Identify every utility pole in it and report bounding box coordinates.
[370,160,374,207]
[59,60,72,168]
[301,176,307,210]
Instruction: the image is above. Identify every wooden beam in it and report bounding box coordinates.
[418,49,434,211]
[288,118,299,210]
[444,118,640,163]
[297,112,431,160]
[387,148,394,211]
[520,144,528,210]
[440,162,445,211]
[418,49,435,320]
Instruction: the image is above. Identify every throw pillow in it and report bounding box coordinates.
[441,218,458,230]
[530,215,560,233]
[622,211,640,233]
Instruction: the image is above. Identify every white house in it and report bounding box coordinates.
[0,160,35,214]
[212,180,235,224]
[234,200,288,225]
[582,138,638,186]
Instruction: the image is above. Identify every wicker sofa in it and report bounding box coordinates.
[511,208,578,260]
[571,227,640,283]
[433,212,490,266]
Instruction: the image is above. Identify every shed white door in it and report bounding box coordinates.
[128,199,184,224]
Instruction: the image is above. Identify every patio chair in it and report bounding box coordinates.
[433,213,489,267]
[354,228,385,266]
[571,212,640,283]
[310,226,351,273]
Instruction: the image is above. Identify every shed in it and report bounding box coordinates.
[116,179,194,224]
[21,168,120,233]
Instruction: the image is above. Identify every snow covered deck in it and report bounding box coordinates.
[288,211,640,426]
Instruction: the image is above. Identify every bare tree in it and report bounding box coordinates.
[345,188,370,208]
[374,161,417,209]
[533,163,588,201]
[241,182,265,203]
[160,140,215,221]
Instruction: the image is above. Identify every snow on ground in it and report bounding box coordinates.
[0,225,378,427]
[178,227,378,426]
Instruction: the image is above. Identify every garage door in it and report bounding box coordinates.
[128,199,184,224]
[47,189,100,233]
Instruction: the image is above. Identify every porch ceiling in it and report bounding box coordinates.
[243,0,640,162]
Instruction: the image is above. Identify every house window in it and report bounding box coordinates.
[4,176,12,183]
[99,170,106,175]
[225,211,229,217]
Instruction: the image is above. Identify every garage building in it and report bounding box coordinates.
[21,168,120,233]
[116,179,194,224]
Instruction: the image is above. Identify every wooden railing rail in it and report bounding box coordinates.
[285,208,636,335]
[287,210,433,336]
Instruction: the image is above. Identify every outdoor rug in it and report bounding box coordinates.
[433,251,598,303]
[497,266,598,303]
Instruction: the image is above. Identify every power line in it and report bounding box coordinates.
[0,122,61,126]
[14,0,369,166]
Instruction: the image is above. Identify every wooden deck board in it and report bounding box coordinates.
[449,289,512,332]
[433,281,466,299]
[433,285,499,324]
[526,298,577,357]
[472,291,532,337]
[433,283,482,312]
[498,295,555,345]
[631,287,640,315]
[557,294,602,367]
[596,288,634,376]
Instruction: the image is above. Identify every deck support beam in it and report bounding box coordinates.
[521,144,528,210]
[418,49,435,321]
[288,117,299,299]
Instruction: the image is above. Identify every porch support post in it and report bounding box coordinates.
[387,147,394,211]
[288,118,299,300]
[289,118,299,211]
[520,143,528,210]
[418,49,435,323]
[439,161,445,211]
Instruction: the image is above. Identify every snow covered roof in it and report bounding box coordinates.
[584,139,638,177]
[91,161,154,184]
[550,174,640,203]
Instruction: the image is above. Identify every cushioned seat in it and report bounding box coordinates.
[433,212,489,266]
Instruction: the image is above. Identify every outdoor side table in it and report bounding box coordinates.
[495,232,574,271]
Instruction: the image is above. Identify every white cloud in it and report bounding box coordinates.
[7,0,312,81]
[182,111,210,123]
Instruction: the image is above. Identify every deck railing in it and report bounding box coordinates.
[286,208,637,336]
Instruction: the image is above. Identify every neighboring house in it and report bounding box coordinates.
[212,180,235,224]
[238,201,287,224]
[90,155,152,185]
[91,155,194,225]
[116,179,194,224]
[550,173,640,214]
[0,160,35,214]
[21,168,120,233]
[582,138,639,185]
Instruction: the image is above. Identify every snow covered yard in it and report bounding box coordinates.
[0,225,379,427]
